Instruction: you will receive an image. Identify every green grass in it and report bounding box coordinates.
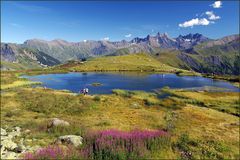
[0,72,239,159]
[56,53,192,74]
[161,88,240,116]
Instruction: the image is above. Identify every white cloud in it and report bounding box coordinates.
[10,23,23,28]
[83,40,87,42]
[206,11,220,20]
[211,1,222,8]
[179,18,210,28]
[102,37,109,41]
[125,34,132,38]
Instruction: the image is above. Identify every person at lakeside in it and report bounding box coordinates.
[80,88,89,95]
[85,88,89,95]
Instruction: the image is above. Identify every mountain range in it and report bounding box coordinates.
[1,33,239,75]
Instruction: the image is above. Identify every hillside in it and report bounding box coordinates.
[56,53,190,73]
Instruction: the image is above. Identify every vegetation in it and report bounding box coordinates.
[1,68,239,159]
[55,53,195,75]
[91,82,102,86]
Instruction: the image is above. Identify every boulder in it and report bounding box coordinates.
[1,138,18,151]
[48,118,70,128]
[56,135,83,147]
[8,131,21,138]
[1,128,7,136]
[1,151,18,159]
[14,127,21,132]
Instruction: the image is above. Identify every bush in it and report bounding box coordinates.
[22,145,82,159]
[144,98,156,106]
[175,70,184,75]
[5,110,20,117]
[93,96,101,101]
[112,89,133,98]
[82,129,170,159]
[174,134,229,160]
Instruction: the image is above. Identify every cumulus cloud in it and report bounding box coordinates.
[125,34,132,38]
[206,11,220,20]
[211,1,222,8]
[102,37,109,41]
[179,18,210,28]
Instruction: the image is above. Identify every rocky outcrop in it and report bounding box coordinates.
[55,135,83,147]
[1,127,40,159]
[1,43,16,62]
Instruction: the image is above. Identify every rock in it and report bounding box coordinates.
[1,139,17,151]
[24,129,31,134]
[1,151,18,159]
[48,118,70,129]
[14,127,21,132]
[56,135,83,147]
[1,128,7,136]
[13,146,23,153]
[8,131,21,138]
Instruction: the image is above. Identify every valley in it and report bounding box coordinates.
[0,53,239,159]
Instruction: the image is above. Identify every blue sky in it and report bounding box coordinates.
[1,1,239,43]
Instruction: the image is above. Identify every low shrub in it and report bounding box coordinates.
[93,96,101,101]
[83,129,171,159]
[22,145,82,159]
[174,134,230,160]
[112,89,133,98]
[144,98,156,106]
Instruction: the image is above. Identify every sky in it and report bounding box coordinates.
[1,1,239,43]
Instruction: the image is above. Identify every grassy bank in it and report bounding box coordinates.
[1,80,239,159]
[202,74,240,88]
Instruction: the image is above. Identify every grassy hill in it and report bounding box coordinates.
[57,53,193,74]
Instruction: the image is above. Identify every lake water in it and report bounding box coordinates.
[22,72,239,94]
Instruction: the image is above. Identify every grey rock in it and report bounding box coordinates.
[56,135,83,147]
[1,151,18,159]
[1,138,18,151]
[48,118,70,129]
[1,128,7,136]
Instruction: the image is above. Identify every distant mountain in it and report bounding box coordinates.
[1,33,239,74]
[19,33,210,63]
[1,43,60,70]
[175,34,239,74]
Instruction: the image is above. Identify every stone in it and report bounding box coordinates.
[13,146,23,153]
[8,131,21,138]
[14,127,21,132]
[56,135,83,147]
[1,139,17,151]
[1,128,7,136]
[1,151,18,159]
[48,118,70,128]
[24,129,31,134]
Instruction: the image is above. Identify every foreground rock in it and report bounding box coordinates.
[1,128,7,136]
[1,127,40,159]
[55,135,83,147]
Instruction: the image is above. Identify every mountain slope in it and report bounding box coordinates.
[1,43,60,70]
[20,33,210,63]
[178,35,240,75]
[1,33,239,75]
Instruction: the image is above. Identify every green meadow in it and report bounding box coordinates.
[1,63,239,159]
